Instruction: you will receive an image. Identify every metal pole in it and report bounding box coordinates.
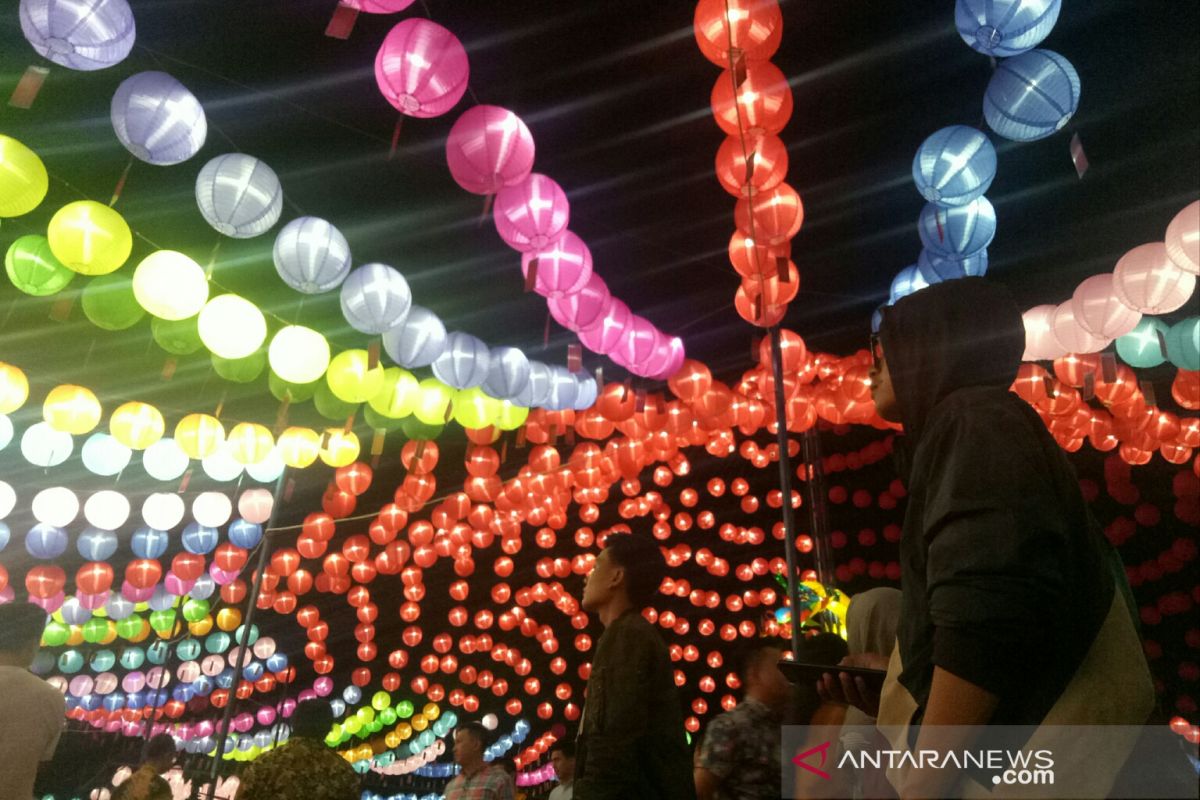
[801,429,835,590]
[768,326,804,657]
[205,469,287,797]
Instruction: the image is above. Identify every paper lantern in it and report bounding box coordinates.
[1021,304,1064,361]
[278,427,321,468]
[0,135,49,217]
[132,251,208,320]
[110,401,165,450]
[889,265,928,304]
[1165,317,1200,371]
[1051,301,1109,355]
[345,0,416,11]
[1071,274,1142,339]
[432,333,491,390]
[81,433,131,476]
[454,387,501,430]
[85,490,130,531]
[482,347,531,400]
[111,71,206,165]
[694,0,782,65]
[955,0,1061,57]
[202,444,243,482]
[19,0,136,70]
[81,273,144,330]
[0,481,14,520]
[715,133,788,197]
[578,299,632,355]
[917,197,995,258]
[238,490,273,525]
[520,231,592,297]
[1165,200,1199,275]
[0,364,28,415]
[319,429,360,468]
[734,283,786,327]
[21,421,73,467]
[446,105,536,195]
[495,401,529,432]
[195,154,283,238]
[33,487,79,527]
[48,201,132,275]
[494,174,570,253]
[151,316,203,355]
[314,380,357,421]
[917,248,989,284]
[27,523,69,558]
[382,305,446,368]
[246,447,285,483]
[710,61,793,138]
[142,437,189,481]
[1115,318,1169,369]
[193,492,233,528]
[734,182,803,246]
[413,379,453,425]
[326,350,385,404]
[44,384,102,435]
[543,366,580,411]
[197,295,267,359]
[174,414,224,460]
[368,367,420,418]
[226,423,274,465]
[513,361,552,408]
[269,326,331,385]
[912,126,996,208]
[6,235,74,296]
[340,263,412,334]
[548,273,611,333]
[984,49,1080,141]
[0,415,11,451]
[1113,242,1196,314]
[375,18,469,118]
[273,216,351,294]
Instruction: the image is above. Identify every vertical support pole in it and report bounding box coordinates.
[768,326,804,657]
[801,428,835,590]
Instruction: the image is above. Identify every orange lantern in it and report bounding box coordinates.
[693,0,782,66]
[710,61,793,138]
[715,133,788,197]
[735,182,803,245]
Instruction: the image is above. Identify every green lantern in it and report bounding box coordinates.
[396,699,414,719]
[363,405,403,433]
[5,235,75,296]
[269,372,319,403]
[313,380,358,421]
[213,351,266,384]
[371,690,392,711]
[82,273,145,331]
[182,598,210,623]
[82,617,110,643]
[380,707,397,726]
[151,315,204,355]
[116,615,144,640]
[58,649,85,674]
[120,647,145,670]
[41,619,71,647]
[234,623,259,646]
[400,417,442,441]
[149,609,177,634]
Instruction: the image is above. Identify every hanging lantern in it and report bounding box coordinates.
[734,182,803,246]
[5,235,75,296]
[0,364,28,415]
[578,299,632,356]
[43,384,102,435]
[269,326,331,385]
[1115,319,1169,369]
[21,421,73,467]
[693,0,782,67]
[132,251,209,320]
[494,174,570,253]
[340,263,412,335]
[1112,242,1196,314]
[520,231,592,297]
[413,379,453,425]
[1021,304,1064,361]
[142,437,188,481]
[916,197,995,259]
[445,105,536,195]
[547,274,611,333]
[174,413,224,460]
[368,367,420,419]
[192,492,233,528]
[1051,301,1109,355]
[326,349,385,404]
[984,49,1080,141]
[382,305,446,369]
[1165,200,1199,275]
[110,71,206,165]
[912,126,996,208]
[226,423,274,465]
[278,427,321,469]
[955,0,1061,58]
[81,432,131,476]
[374,18,469,118]
[0,135,49,218]
[483,347,531,400]
[197,295,267,360]
[916,248,989,284]
[432,332,490,390]
[109,401,165,450]
[319,429,360,468]
[710,61,792,138]
[715,133,788,197]
[272,216,352,294]
[84,490,130,531]
[32,486,79,527]
[81,273,144,331]
[151,315,203,355]
[1071,274,1142,339]
[195,154,283,239]
[1165,317,1200,371]
[19,0,136,71]
[48,201,132,275]
[513,361,552,408]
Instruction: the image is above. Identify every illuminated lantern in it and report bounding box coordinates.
[734,182,803,246]
[917,248,988,284]
[453,387,501,430]
[1165,318,1200,371]
[0,364,28,414]
[81,433,131,476]
[19,0,135,70]
[151,316,202,355]
[955,0,1061,57]
[1116,318,1168,369]
[278,427,321,468]
[579,299,632,355]
[917,197,995,259]
[195,154,283,238]
[520,231,592,298]
[43,385,101,435]
[110,402,164,450]
[85,490,130,530]
[693,0,782,66]
[132,251,208,320]
[496,401,529,431]
[27,523,68,559]
[734,283,786,327]
[912,126,996,208]
[383,305,446,369]
[1071,274,1141,339]
[81,272,144,330]
[375,18,468,118]
[1165,200,1199,275]
[510,361,551,408]
[319,429,360,468]
[110,71,206,164]
[33,487,78,527]
[446,105,535,195]
[26,564,66,598]
[710,61,792,138]
[548,274,611,332]
[175,414,224,460]
[1020,304,1062,360]
[984,49,1079,142]
[325,350,384,404]
[6,235,74,296]
[340,263,412,334]
[272,216,351,294]
[368,367,419,418]
[22,421,73,467]
[715,133,788,197]
[197,295,267,360]
[0,481,14,520]
[269,326,331,385]
[1112,243,1196,314]
[482,347,530,400]
[226,423,273,465]
[494,173,570,253]
[413,379,453,425]
[889,265,928,304]
[0,135,49,217]
[432,332,490,390]
[48,201,132,275]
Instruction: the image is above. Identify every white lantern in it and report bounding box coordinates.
[268,326,330,385]
[32,486,79,527]
[273,217,352,294]
[202,446,244,482]
[142,492,185,531]
[84,490,131,530]
[142,437,189,481]
[192,491,232,527]
[132,250,209,321]
[21,421,73,467]
[195,154,283,239]
[237,489,273,525]
[198,295,267,360]
[82,432,132,476]
[1021,304,1064,361]
[245,447,285,483]
[0,414,12,451]
[0,480,16,520]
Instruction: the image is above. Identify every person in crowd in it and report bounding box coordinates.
[444,722,513,800]
[574,532,694,799]
[548,740,575,800]
[236,700,358,800]
[112,734,177,800]
[497,758,524,800]
[695,639,791,800]
[787,632,849,727]
[0,602,65,800]
[820,278,1153,798]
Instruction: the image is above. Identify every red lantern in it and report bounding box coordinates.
[715,133,788,197]
[76,562,114,595]
[302,513,336,542]
[735,182,804,246]
[125,559,162,590]
[710,61,793,138]
[735,284,787,327]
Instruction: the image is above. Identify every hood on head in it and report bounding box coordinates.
[878,277,1026,439]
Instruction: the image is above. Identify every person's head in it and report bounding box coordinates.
[736,640,791,709]
[550,739,576,783]
[582,533,661,619]
[846,587,902,657]
[142,733,177,773]
[0,602,48,667]
[290,700,334,740]
[453,722,488,768]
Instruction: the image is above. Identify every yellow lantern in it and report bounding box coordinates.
[197,294,267,360]
[384,731,401,749]
[396,722,412,740]
[326,349,384,404]
[109,401,165,450]
[47,201,132,275]
[422,702,440,721]
[413,378,452,426]
[278,427,320,468]
[368,367,419,419]
[496,400,529,431]
[0,363,29,414]
[175,413,225,459]
[128,618,151,643]
[66,626,85,647]
[319,429,360,468]
[189,615,214,637]
[99,622,119,646]
[132,250,209,320]
[43,384,102,435]
[411,714,428,732]
[226,422,274,465]
[0,135,49,218]
[453,387,500,430]
[216,607,242,632]
[269,326,330,385]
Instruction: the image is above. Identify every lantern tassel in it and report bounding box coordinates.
[109,156,134,207]
[1070,132,1089,179]
[388,115,403,161]
[8,65,49,109]
[478,193,494,227]
[325,2,359,40]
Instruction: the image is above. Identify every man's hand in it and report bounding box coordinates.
[815,653,889,716]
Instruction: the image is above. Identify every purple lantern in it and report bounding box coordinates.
[111,71,207,166]
[548,274,611,332]
[446,105,535,195]
[521,231,592,298]
[375,19,469,118]
[494,174,570,252]
[20,0,136,71]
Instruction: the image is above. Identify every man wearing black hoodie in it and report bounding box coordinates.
[821,278,1153,798]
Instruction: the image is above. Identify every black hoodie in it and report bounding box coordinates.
[879,278,1121,724]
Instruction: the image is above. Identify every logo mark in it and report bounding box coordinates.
[793,740,833,780]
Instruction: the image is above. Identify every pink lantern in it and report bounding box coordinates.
[344,0,416,12]
[163,572,195,597]
[375,19,469,118]
[446,105,535,195]
[1052,301,1109,355]
[121,580,155,603]
[494,173,570,252]
[521,231,592,297]
[1021,304,1064,361]
[578,299,631,355]
[30,591,64,613]
[647,336,686,380]
[1113,242,1196,314]
[237,489,274,525]
[1165,200,1199,275]
[615,317,660,369]
[209,565,239,586]
[76,590,109,611]
[256,706,277,727]
[549,274,612,332]
[1071,274,1142,339]
[313,676,334,697]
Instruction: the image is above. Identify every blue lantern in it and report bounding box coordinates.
[215,667,236,689]
[0,522,8,552]
[913,126,996,208]
[955,0,1061,57]
[917,197,996,258]
[106,594,135,621]
[432,332,490,390]
[146,640,169,665]
[103,694,126,712]
[889,265,929,304]
[242,662,264,682]
[189,574,216,600]
[1165,317,1200,370]
[227,518,262,549]
[31,651,55,675]
[265,653,289,673]
[917,248,989,284]
[984,49,1080,142]
[273,217,352,294]
[181,522,219,554]
[1116,319,1168,369]
[90,649,116,672]
[111,71,207,166]
[25,523,68,559]
[131,527,169,559]
[77,527,118,560]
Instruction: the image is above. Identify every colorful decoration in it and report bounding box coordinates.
[272,216,352,294]
[195,154,284,239]
[19,0,136,71]
[445,105,536,195]
[47,201,133,275]
[0,135,49,217]
[110,71,207,165]
[984,49,1080,141]
[374,18,469,118]
[955,0,1061,57]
